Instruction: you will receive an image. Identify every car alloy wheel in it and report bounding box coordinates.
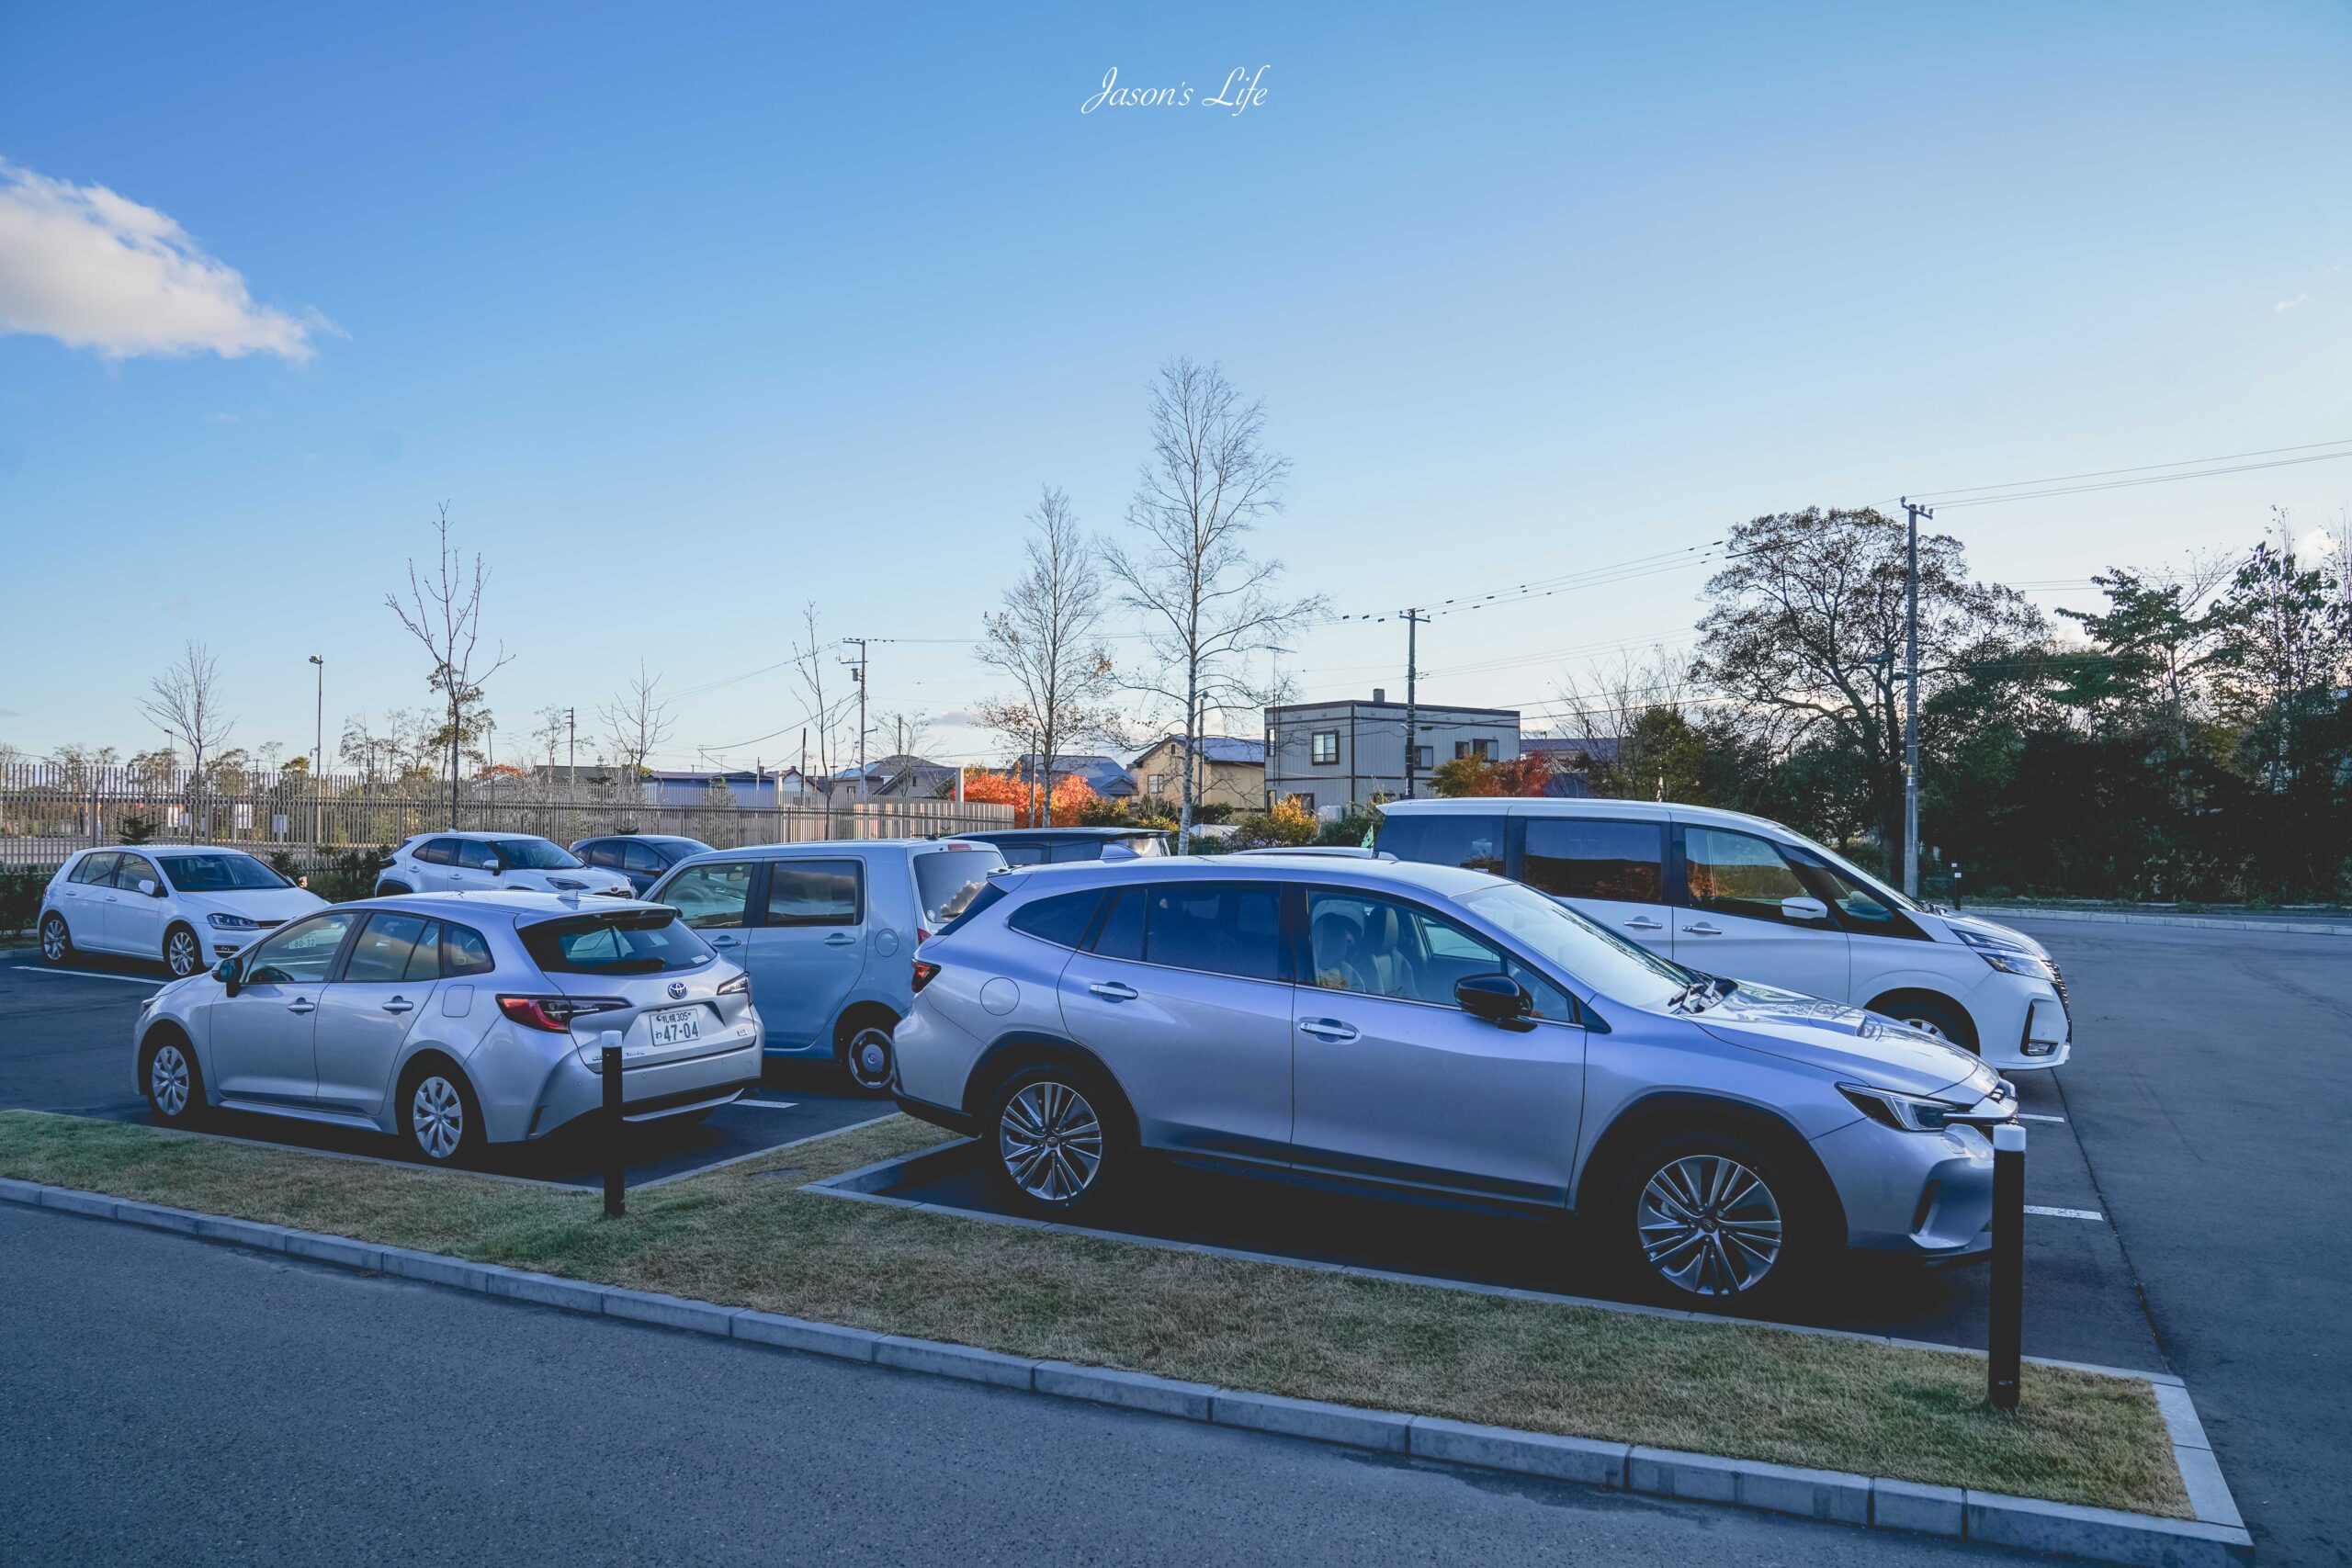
[148,1042,193,1118]
[40,915,70,963]
[998,1079,1104,1204]
[1636,1154,1784,1298]
[411,1075,467,1161]
[846,1025,895,1090]
[1901,1014,1947,1040]
[164,927,201,978]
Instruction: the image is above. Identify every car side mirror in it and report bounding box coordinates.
[141,879,164,897]
[486,861,505,877]
[1455,973,1533,1028]
[1781,896,1830,923]
[214,957,241,996]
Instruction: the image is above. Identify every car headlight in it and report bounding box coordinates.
[206,912,261,931]
[548,877,587,891]
[1952,927,2054,980]
[1838,1082,1970,1133]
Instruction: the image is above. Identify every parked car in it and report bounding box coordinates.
[376,832,635,899]
[40,846,328,978]
[572,834,716,895]
[643,838,1006,1089]
[1374,799,2070,1072]
[951,827,1171,866]
[893,855,2017,1305]
[131,891,762,1163]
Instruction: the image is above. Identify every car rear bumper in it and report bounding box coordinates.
[526,1039,763,1140]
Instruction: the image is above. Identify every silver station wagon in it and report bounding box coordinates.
[132,891,763,1164]
[892,856,2017,1305]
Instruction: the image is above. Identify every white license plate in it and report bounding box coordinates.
[645,1006,704,1047]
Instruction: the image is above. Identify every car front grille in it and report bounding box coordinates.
[2048,960,2068,1008]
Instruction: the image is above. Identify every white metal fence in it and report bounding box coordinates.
[0,762,1014,870]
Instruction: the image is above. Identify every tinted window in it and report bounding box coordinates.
[1375,812,1505,874]
[112,853,160,890]
[1523,818,1665,903]
[1007,890,1102,949]
[661,863,753,929]
[1090,886,1145,961]
[243,911,360,985]
[996,841,1050,867]
[1683,827,1809,923]
[912,850,998,928]
[346,912,438,983]
[765,860,861,927]
[158,852,288,892]
[70,852,120,886]
[416,839,458,866]
[1139,884,1282,981]
[456,840,503,871]
[520,911,714,974]
[441,923,495,976]
[621,842,668,876]
[577,841,618,868]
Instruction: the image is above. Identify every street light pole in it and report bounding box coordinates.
[1900,497,1931,899]
[308,655,324,852]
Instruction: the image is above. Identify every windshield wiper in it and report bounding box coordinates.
[1670,975,1734,1013]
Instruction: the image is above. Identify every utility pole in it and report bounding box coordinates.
[1401,609,1429,799]
[308,654,324,850]
[1900,497,1931,900]
[841,638,869,797]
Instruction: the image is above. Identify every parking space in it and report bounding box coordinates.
[0,952,886,1190]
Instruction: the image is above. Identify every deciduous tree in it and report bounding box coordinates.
[977,486,1119,828]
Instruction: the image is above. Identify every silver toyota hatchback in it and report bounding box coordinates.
[131,891,763,1164]
[892,856,2017,1306]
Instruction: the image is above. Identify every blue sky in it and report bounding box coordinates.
[4,1,2348,772]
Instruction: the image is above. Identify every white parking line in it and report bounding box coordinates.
[2025,1204,2106,1222]
[2018,1112,2068,1123]
[724,1099,801,1111]
[10,965,161,987]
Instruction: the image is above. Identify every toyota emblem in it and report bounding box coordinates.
[666,980,688,1000]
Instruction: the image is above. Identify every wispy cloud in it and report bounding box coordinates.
[2275,292,2311,313]
[0,160,334,362]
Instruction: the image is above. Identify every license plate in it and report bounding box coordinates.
[645,1006,703,1047]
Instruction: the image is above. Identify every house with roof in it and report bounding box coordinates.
[1128,734,1267,812]
[1005,752,1138,800]
[1519,735,1620,798]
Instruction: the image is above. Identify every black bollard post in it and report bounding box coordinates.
[1951,864,1963,909]
[1987,1121,2025,1410]
[601,1031,626,1218]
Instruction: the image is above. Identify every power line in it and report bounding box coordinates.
[1904,437,2352,504]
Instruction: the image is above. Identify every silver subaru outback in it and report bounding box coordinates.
[892,856,2016,1306]
[132,890,763,1164]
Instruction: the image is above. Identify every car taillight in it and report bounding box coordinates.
[497,995,626,1032]
[718,972,749,996]
[911,959,941,994]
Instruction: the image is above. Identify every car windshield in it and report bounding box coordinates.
[914,847,1005,928]
[518,910,714,974]
[160,852,289,892]
[1457,881,1697,1011]
[492,839,582,870]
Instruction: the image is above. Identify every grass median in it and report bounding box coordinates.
[0,1108,2186,1517]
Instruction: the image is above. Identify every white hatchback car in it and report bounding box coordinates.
[40,846,329,978]
[1376,799,2070,1072]
[376,832,634,900]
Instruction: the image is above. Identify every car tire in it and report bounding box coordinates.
[141,1031,205,1125]
[1613,1129,1823,1310]
[39,912,73,964]
[1879,996,1977,1054]
[986,1062,1125,1218]
[838,1015,898,1093]
[163,922,204,979]
[399,1061,484,1166]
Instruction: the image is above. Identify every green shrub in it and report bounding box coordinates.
[0,869,43,937]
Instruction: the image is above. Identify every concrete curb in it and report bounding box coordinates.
[0,1177,2252,1567]
[1991,905,2352,937]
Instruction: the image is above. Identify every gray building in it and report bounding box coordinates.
[1263,691,1521,814]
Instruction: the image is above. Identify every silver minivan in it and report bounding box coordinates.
[893,855,2017,1306]
[645,839,1004,1089]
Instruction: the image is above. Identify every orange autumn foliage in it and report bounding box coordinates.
[961,766,1097,827]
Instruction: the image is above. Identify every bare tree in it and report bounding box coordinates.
[789,602,857,789]
[1105,358,1326,849]
[599,662,676,780]
[138,640,234,840]
[976,486,1120,826]
[876,709,937,766]
[387,504,513,827]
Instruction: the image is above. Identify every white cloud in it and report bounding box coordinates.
[0,160,331,362]
[2275,292,2310,313]
[2294,526,2339,560]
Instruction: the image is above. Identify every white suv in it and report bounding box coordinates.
[1376,799,2070,1072]
[376,832,634,900]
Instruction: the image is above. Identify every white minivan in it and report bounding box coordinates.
[1375,799,2070,1072]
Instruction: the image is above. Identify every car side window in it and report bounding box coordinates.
[456,840,502,871]
[1007,890,1102,948]
[1375,813,1505,874]
[662,863,753,929]
[1305,889,1575,1021]
[1682,827,1812,925]
[575,842,613,868]
[415,839,456,866]
[71,852,120,886]
[345,911,438,983]
[1523,818,1665,903]
[622,842,667,876]
[765,860,862,927]
[440,923,495,976]
[243,911,360,986]
[112,853,159,890]
[1137,883,1283,981]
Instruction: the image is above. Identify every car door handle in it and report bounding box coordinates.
[1682,922,1724,936]
[1088,981,1138,1002]
[707,934,740,947]
[382,998,413,1014]
[823,933,857,947]
[1298,1018,1361,1043]
[1623,917,1664,931]
[286,998,315,1015]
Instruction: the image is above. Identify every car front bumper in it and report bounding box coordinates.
[1813,1114,2000,1258]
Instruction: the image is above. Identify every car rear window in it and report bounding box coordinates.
[913,848,1001,928]
[1375,812,1504,874]
[519,910,714,974]
[1006,889,1102,948]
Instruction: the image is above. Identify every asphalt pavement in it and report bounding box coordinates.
[0,1202,2028,1567]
